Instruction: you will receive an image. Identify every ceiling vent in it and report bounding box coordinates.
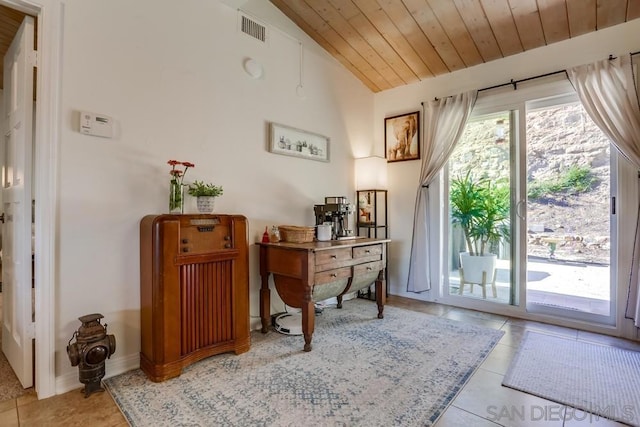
[239,13,267,43]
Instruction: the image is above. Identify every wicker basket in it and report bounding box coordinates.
[279,225,315,243]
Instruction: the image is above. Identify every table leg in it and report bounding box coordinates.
[260,286,270,333]
[301,296,315,352]
[259,247,271,334]
[375,269,386,319]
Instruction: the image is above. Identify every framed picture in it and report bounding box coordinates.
[269,122,330,162]
[385,111,420,162]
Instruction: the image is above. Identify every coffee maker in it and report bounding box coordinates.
[314,196,355,240]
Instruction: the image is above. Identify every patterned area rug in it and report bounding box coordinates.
[503,332,640,426]
[105,299,504,426]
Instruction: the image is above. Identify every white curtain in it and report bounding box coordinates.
[407,91,477,292]
[567,54,640,326]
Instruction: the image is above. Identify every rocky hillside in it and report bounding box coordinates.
[449,102,611,264]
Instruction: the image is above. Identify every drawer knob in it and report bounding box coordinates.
[366,267,372,271]
[182,247,189,253]
[224,236,231,241]
[225,243,232,248]
[331,273,337,278]
[331,255,337,259]
[182,239,189,244]
[365,250,371,254]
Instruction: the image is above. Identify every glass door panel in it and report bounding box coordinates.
[525,101,612,321]
[447,112,514,304]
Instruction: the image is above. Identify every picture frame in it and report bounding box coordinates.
[269,122,330,162]
[384,111,420,162]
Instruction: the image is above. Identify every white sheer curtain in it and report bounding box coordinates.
[567,54,640,326]
[407,91,477,292]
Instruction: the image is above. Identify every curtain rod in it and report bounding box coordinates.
[423,50,640,104]
[479,69,567,93]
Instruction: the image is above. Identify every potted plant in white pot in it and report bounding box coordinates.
[450,172,510,297]
[187,180,223,213]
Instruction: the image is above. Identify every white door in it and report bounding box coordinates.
[2,15,35,388]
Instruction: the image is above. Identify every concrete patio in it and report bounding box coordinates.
[449,256,610,316]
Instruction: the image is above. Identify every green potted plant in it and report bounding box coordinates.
[450,171,510,296]
[187,180,223,213]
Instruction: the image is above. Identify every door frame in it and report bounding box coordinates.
[1,0,62,399]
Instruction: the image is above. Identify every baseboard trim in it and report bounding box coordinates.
[55,352,139,395]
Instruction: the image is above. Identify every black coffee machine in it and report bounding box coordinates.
[314,196,355,240]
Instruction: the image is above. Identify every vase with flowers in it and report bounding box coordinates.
[168,160,195,213]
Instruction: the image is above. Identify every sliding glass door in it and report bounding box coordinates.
[525,98,614,323]
[447,111,515,305]
[444,91,616,325]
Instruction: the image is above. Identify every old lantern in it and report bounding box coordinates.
[67,313,116,397]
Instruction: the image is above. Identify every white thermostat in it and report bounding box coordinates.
[80,111,113,138]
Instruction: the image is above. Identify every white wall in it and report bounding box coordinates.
[374,19,640,299]
[55,0,373,389]
[47,0,640,390]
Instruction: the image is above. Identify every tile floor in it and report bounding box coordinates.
[1,295,639,426]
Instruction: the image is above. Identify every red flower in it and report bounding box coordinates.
[168,160,194,184]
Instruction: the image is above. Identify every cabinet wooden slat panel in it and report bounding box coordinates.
[179,260,233,355]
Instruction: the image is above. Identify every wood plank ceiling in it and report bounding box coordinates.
[270,0,640,92]
[1,2,637,93]
[0,5,31,90]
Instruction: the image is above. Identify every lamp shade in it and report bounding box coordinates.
[355,156,388,190]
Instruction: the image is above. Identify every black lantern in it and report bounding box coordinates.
[67,313,116,397]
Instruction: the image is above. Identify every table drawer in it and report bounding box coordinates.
[315,266,352,285]
[353,244,382,260]
[353,260,383,276]
[315,248,352,267]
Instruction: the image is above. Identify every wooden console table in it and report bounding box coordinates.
[258,237,390,352]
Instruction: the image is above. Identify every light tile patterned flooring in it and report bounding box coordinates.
[2,295,639,426]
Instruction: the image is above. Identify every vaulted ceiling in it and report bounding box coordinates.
[1,2,638,93]
[270,0,640,92]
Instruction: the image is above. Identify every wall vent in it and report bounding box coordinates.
[240,13,267,43]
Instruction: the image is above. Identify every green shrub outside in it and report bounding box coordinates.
[528,165,596,200]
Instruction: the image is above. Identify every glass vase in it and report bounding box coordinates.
[169,179,184,214]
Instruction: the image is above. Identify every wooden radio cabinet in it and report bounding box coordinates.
[140,214,250,382]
